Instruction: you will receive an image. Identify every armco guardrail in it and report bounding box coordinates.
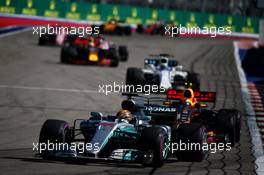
[0,0,260,34]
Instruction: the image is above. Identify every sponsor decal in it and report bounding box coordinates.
[86,4,101,21]
[44,1,59,18]
[66,3,80,20]
[0,0,15,14]
[22,0,37,16]
[144,106,177,112]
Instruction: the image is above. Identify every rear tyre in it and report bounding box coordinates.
[99,25,105,34]
[136,24,143,33]
[216,109,241,146]
[60,45,77,64]
[139,127,168,167]
[176,123,207,162]
[118,46,129,61]
[39,119,71,159]
[60,47,68,63]
[115,26,123,35]
[109,48,119,67]
[124,26,131,36]
[126,68,145,86]
[173,75,186,90]
[110,59,119,67]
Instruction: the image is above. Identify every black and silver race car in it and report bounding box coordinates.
[38,95,171,167]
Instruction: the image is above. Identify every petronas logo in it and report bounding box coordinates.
[71,3,77,13]
[6,0,11,6]
[113,6,118,16]
[92,4,97,14]
[50,1,55,10]
[132,8,137,18]
[27,0,33,8]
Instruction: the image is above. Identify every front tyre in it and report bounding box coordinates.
[124,26,132,36]
[126,68,145,85]
[39,119,71,159]
[216,109,242,146]
[109,48,119,67]
[176,123,207,162]
[118,46,129,61]
[139,127,168,167]
[60,45,77,64]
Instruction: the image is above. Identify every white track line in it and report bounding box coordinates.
[0,84,98,94]
[233,42,264,174]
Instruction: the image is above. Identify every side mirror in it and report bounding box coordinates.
[90,112,103,120]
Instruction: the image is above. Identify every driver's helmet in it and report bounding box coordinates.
[116,109,133,123]
[160,57,168,68]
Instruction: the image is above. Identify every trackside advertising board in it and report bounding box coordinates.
[0,0,260,34]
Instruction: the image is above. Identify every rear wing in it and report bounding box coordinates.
[167,89,216,103]
[194,91,216,103]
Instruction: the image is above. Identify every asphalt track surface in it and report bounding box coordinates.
[0,31,256,175]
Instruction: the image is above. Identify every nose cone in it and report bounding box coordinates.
[160,70,171,89]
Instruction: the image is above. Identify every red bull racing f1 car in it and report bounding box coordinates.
[60,36,128,67]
